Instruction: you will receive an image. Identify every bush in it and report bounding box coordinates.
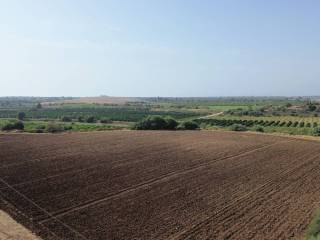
[313,127,320,136]
[86,116,96,123]
[31,124,45,133]
[61,116,72,122]
[279,121,287,127]
[100,118,112,124]
[17,112,26,120]
[78,116,85,122]
[230,124,247,132]
[308,104,317,112]
[254,126,264,132]
[36,103,42,109]
[134,116,178,130]
[1,121,24,131]
[178,121,199,130]
[165,117,179,130]
[64,125,73,131]
[305,210,320,239]
[45,122,64,133]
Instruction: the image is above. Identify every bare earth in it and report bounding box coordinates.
[1,131,320,239]
[0,210,41,240]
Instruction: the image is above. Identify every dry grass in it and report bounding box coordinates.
[0,210,41,240]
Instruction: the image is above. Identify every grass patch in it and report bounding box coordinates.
[305,210,320,240]
[0,119,129,133]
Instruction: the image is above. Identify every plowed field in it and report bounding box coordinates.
[1,131,320,240]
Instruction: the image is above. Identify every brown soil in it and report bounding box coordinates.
[0,131,320,240]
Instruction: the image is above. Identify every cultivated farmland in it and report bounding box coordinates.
[1,131,320,239]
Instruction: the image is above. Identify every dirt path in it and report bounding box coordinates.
[0,210,41,240]
[198,111,223,119]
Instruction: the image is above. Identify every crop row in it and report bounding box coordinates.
[0,107,203,122]
[195,118,319,128]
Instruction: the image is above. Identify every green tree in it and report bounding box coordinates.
[61,116,72,122]
[36,103,42,109]
[308,104,317,111]
[86,116,96,123]
[2,121,24,131]
[178,121,199,130]
[17,112,26,120]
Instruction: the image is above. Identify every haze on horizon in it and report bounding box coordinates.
[1,0,320,97]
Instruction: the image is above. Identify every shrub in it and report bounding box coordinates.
[254,126,264,132]
[274,121,280,126]
[305,210,320,239]
[230,124,247,132]
[46,122,64,133]
[279,121,286,127]
[78,116,85,122]
[86,116,96,123]
[134,116,178,130]
[31,124,45,133]
[17,112,26,120]
[1,121,24,131]
[100,118,112,124]
[64,125,73,131]
[61,116,72,122]
[165,117,179,130]
[313,127,320,136]
[36,103,42,109]
[268,121,275,126]
[308,104,317,112]
[178,121,199,130]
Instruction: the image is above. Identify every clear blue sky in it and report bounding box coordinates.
[1,0,320,97]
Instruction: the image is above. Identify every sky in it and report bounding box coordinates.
[0,0,320,97]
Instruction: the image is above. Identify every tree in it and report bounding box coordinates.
[1,121,24,131]
[134,116,178,130]
[308,104,317,111]
[17,112,26,120]
[164,117,178,130]
[86,116,96,123]
[313,127,320,136]
[36,103,42,109]
[61,116,72,122]
[178,121,199,130]
[100,118,112,124]
[78,116,84,122]
[134,116,167,130]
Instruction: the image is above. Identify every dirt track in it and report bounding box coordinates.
[0,131,320,240]
[0,210,41,240]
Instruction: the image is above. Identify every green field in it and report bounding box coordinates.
[1,96,320,136]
